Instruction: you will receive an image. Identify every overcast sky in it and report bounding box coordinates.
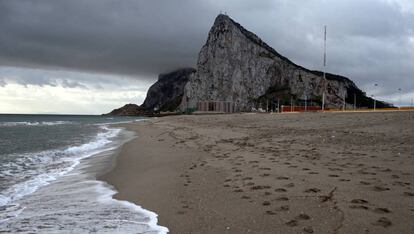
[1,0,413,114]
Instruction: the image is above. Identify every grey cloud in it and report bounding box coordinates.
[0,66,152,91]
[0,0,413,100]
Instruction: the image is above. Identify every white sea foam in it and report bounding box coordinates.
[96,181,169,233]
[0,125,168,233]
[0,121,73,127]
[0,126,120,208]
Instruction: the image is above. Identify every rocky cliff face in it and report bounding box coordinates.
[183,14,390,110]
[142,68,196,112]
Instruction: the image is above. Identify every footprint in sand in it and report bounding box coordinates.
[285,183,295,188]
[276,176,289,180]
[349,205,369,210]
[373,186,390,192]
[403,192,414,196]
[351,199,369,204]
[251,185,271,190]
[372,217,392,228]
[262,201,271,206]
[266,210,277,215]
[379,168,392,173]
[285,220,298,227]
[275,205,289,211]
[303,226,314,233]
[373,208,391,214]
[242,177,253,181]
[259,167,271,171]
[274,188,287,192]
[296,213,311,220]
[304,188,321,193]
[260,173,270,177]
[392,181,410,187]
[274,196,289,201]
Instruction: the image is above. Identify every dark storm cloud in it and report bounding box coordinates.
[0,0,413,98]
[0,0,217,78]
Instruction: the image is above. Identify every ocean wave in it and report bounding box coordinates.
[0,121,73,127]
[94,118,148,126]
[0,126,121,209]
[97,181,169,233]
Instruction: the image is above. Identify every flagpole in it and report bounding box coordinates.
[322,25,327,111]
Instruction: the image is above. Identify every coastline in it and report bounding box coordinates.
[0,118,169,233]
[101,112,414,233]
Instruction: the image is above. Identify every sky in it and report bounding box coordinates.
[1,0,413,114]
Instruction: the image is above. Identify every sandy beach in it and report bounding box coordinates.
[101,111,414,234]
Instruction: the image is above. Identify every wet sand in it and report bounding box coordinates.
[101,111,414,233]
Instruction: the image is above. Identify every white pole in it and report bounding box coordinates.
[277,99,280,113]
[398,88,402,109]
[322,25,327,111]
[322,92,325,111]
[267,99,269,112]
[373,83,378,111]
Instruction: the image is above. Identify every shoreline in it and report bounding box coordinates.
[101,112,414,233]
[99,119,276,233]
[0,121,168,233]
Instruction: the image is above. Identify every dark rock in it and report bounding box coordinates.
[104,68,195,116]
[103,104,147,116]
[142,68,196,112]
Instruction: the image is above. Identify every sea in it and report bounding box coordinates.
[0,114,168,233]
